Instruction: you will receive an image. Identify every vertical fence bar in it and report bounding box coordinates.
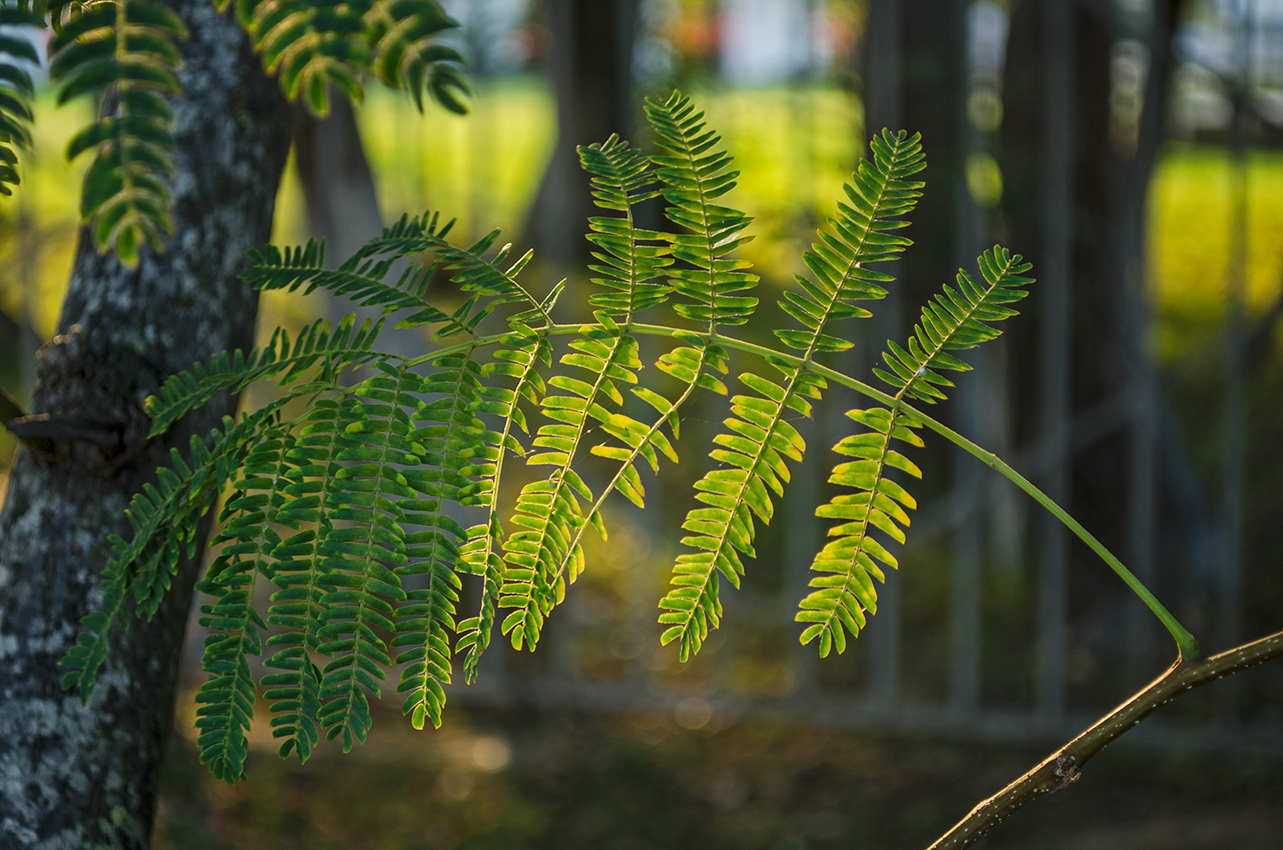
[986,343,1023,574]
[1218,2,1251,721]
[863,0,903,712]
[950,377,983,713]
[1125,361,1158,680]
[1120,9,1160,686]
[949,0,983,715]
[785,408,822,700]
[1037,0,1073,719]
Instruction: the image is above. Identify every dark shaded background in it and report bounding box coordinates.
[4,0,1283,846]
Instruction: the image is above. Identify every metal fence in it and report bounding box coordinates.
[426,0,1283,754]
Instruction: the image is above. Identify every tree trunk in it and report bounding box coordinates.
[0,1,291,845]
[523,0,639,269]
[292,95,384,266]
[290,98,427,361]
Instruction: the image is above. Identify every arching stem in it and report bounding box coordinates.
[408,318,1202,662]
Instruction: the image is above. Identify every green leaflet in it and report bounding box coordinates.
[309,364,427,751]
[49,0,186,261]
[0,4,39,195]
[499,323,643,651]
[455,515,504,683]
[239,0,468,115]
[645,91,759,330]
[658,127,925,662]
[799,246,1034,657]
[392,352,493,730]
[577,134,673,318]
[146,313,387,437]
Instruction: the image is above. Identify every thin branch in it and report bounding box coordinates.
[0,385,26,423]
[926,629,1283,850]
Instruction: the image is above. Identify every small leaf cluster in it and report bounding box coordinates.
[235,0,470,115]
[799,247,1032,657]
[62,91,1035,782]
[0,0,468,260]
[0,1,40,196]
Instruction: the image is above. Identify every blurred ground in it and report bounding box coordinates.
[154,697,1283,850]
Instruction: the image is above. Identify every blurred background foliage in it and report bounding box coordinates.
[5,0,1283,846]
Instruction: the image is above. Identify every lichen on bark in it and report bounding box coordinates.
[0,1,292,846]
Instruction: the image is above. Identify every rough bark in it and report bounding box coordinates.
[0,1,291,846]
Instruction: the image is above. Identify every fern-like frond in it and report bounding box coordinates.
[392,351,492,730]
[775,129,924,354]
[59,402,294,703]
[658,363,826,661]
[246,214,544,337]
[365,0,469,113]
[577,134,673,318]
[499,315,650,651]
[451,331,549,677]
[243,0,370,114]
[259,396,348,763]
[799,246,1034,656]
[146,313,386,436]
[308,363,421,751]
[645,91,758,330]
[193,426,298,782]
[243,237,444,320]
[393,547,460,730]
[57,89,1049,788]
[0,4,40,196]
[50,0,186,261]
[876,247,1034,405]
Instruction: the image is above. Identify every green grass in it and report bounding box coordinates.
[1148,143,1283,362]
[0,92,92,340]
[3,80,1268,356]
